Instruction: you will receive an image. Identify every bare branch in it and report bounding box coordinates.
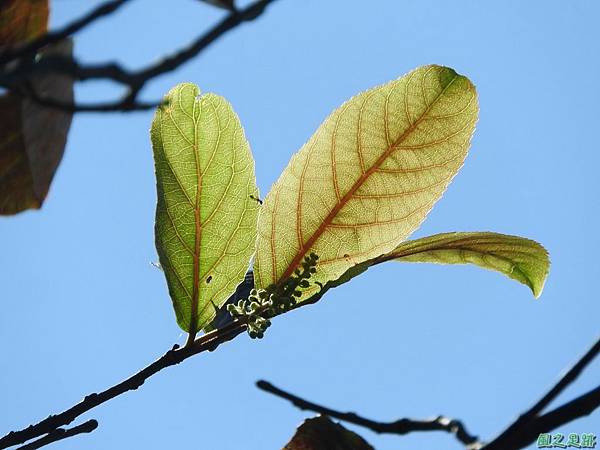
[482,335,600,450]
[522,336,600,420]
[15,420,98,450]
[1,0,281,112]
[0,269,304,449]
[256,380,482,448]
[531,385,600,436]
[495,385,600,450]
[258,337,600,450]
[0,321,247,449]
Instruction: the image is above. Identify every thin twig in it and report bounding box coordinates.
[531,385,600,436]
[521,336,600,419]
[0,321,247,449]
[496,385,600,450]
[1,267,297,449]
[482,335,600,450]
[2,0,280,112]
[256,380,482,448]
[15,420,98,450]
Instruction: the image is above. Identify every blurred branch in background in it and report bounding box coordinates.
[259,335,600,450]
[0,0,280,112]
[0,0,281,214]
[0,0,131,67]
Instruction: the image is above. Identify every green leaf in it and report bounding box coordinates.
[378,231,550,297]
[308,232,550,303]
[254,65,478,299]
[151,83,259,334]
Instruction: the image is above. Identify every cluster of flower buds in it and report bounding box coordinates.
[226,252,319,339]
[227,288,274,339]
[269,252,319,315]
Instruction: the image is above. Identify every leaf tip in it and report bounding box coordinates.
[532,245,551,299]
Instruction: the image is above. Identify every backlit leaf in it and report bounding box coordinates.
[306,232,550,304]
[284,416,374,450]
[378,231,550,297]
[151,83,259,333]
[254,65,478,298]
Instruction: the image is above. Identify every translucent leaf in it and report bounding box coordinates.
[380,231,550,297]
[307,232,550,304]
[151,83,259,333]
[254,65,478,298]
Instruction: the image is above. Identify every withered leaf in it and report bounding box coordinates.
[284,416,374,450]
[0,39,74,215]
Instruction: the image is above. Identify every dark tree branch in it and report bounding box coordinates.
[520,335,600,420]
[497,385,600,450]
[0,270,308,449]
[0,0,132,65]
[1,0,280,112]
[256,380,482,448]
[482,335,600,450]
[0,321,247,449]
[531,385,600,436]
[15,420,98,450]
[258,336,600,450]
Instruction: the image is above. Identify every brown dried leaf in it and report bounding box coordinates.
[284,416,374,450]
[0,0,49,47]
[0,39,74,215]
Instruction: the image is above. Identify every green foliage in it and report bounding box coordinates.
[253,65,478,301]
[304,232,550,305]
[152,66,550,340]
[151,83,259,334]
[380,232,550,298]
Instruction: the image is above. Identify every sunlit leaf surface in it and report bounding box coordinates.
[308,232,550,304]
[255,65,478,299]
[151,83,259,333]
[381,232,550,297]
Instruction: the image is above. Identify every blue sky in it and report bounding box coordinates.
[1,1,599,449]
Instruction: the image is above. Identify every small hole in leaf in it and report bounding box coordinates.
[206,276,212,284]
[343,254,350,258]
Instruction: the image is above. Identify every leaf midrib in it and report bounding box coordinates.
[189,91,203,335]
